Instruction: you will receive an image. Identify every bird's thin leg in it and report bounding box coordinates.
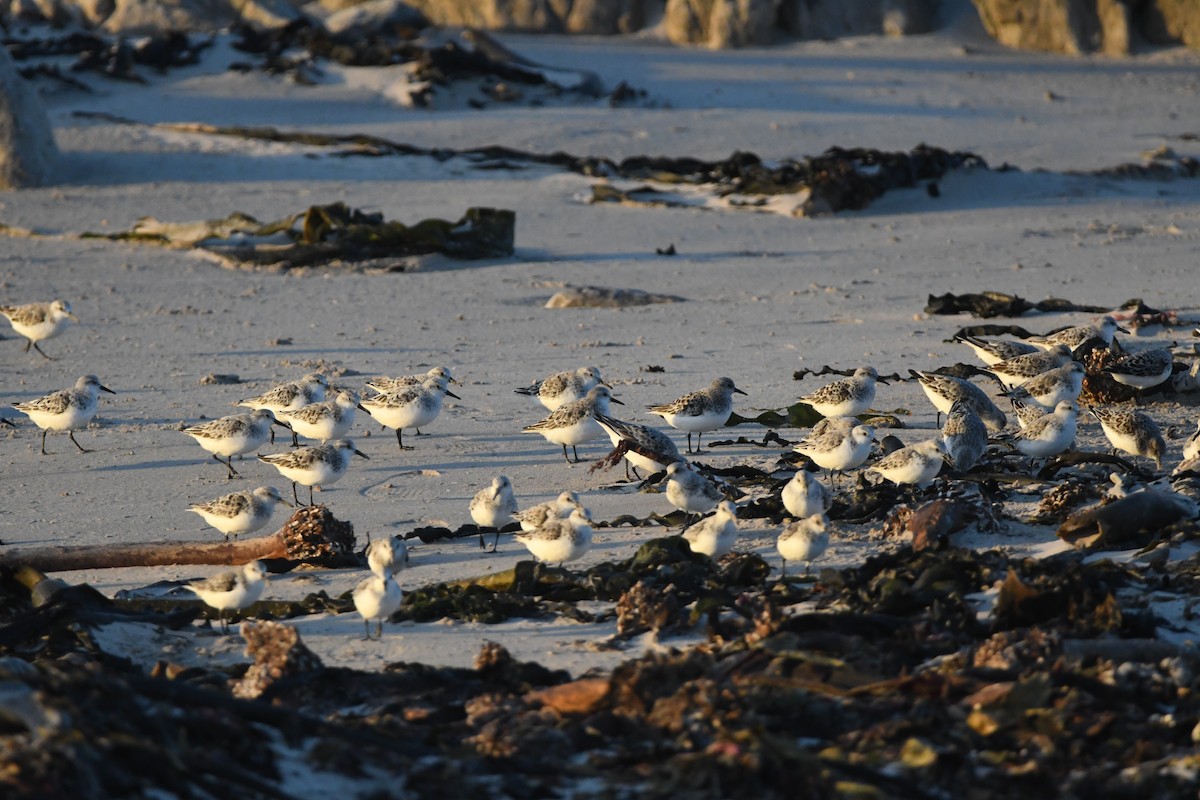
[396,428,412,451]
[308,485,315,506]
[780,558,788,577]
[493,528,502,552]
[22,338,31,352]
[32,342,53,360]
[376,621,384,639]
[69,431,91,454]
[292,482,300,506]
[571,445,581,463]
[40,428,50,455]
[363,620,371,641]
[686,432,695,454]
[415,428,424,436]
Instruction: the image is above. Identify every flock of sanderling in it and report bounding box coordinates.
[3,300,1194,637]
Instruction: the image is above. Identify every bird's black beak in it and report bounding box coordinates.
[610,396,625,405]
[354,448,369,459]
[445,389,461,400]
[734,387,747,395]
[99,384,116,394]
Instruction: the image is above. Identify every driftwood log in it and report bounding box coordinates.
[0,505,355,573]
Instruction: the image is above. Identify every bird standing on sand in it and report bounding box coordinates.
[1028,316,1127,351]
[360,375,459,451]
[780,469,832,520]
[470,475,520,550]
[515,366,608,411]
[185,561,267,634]
[1008,401,1077,460]
[1,299,78,359]
[353,570,403,640]
[799,367,879,419]
[910,369,1007,431]
[794,424,875,482]
[1088,406,1166,471]
[188,486,289,540]
[13,374,115,455]
[664,461,723,526]
[522,385,620,463]
[279,390,359,443]
[365,535,409,578]
[366,366,459,394]
[513,507,593,566]
[595,412,682,480]
[1103,347,1174,391]
[682,500,739,558]
[777,513,829,576]
[648,377,746,454]
[942,401,987,473]
[985,345,1072,389]
[866,439,946,488]
[258,439,368,506]
[1002,361,1085,411]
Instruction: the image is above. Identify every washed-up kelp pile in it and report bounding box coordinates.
[4,536,1200,799]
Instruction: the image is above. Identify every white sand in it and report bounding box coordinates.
[3,21,1200,671]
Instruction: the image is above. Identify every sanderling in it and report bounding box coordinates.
[595,412,682,480]
[238,373,328,445]
[780,469,832,519]
[1,299,78,359]
[365,535,409,579]
[942,400,987,472]
[366,366,459,394]
[360,375,459,451]
[1184,420,1200,462]
[279,390,359,443]
[470,475,519,551]
[1008,401,1077,459]
[794,424,875,480]
[1088,406,1166,471]
[682,500,739,559]
[648,377,745,454]
[910,369,1007,431]
[513,490,581,531]
[811,415,858,437]
[188,486,289,540]
[515,366,608,411]
[1103,347,1174,390]
[353,571,403,640]
[777,513,829,575]
[258,439,368,506]
[522,385,620,463]
[1011,399,1047,430]
[513,506,593,566]
[865,439,946,488]
[798,367,879,419]
[185,561,267,634]
[956,335,1040,367]
[664,461,724,524]
[13,374,114,455]
[985,344,1073,389]
[1002,361,1085,411]
[1029,316,1127,351]
[183,409,282,479]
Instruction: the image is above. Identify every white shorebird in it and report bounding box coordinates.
[1102,347,1174,391]
[985,345,1073,389]
[353,571,403,640]
[777,513,829,576]
[1088,406,1166,471]
[279,390,359,443]
[183,409,282,479]
[522,385,620,463]
[359,375,459,451]
[664,461,723,525]
[188,486,289,540]
[910,369,1007,431]
[1008,401,1077,460]
[682,500,739,558]
[513,506,593,566]
[238,373,328,445]
[794,424,875,481]
[1002,361,1085,411]
[955,335,1040,367]
[1,299,78,359]
[365,535,409,579]
[185,561,267,634]
[595,412,682,480]
[798,367,879,419]
[648,377,745,454]
[1028,316,1127,351]
[515,366,608,411]
[258,439,368,506]
[780,469,832,519]
[866,439,946,488]
[942,401,987,473]
[513,491,581,532]
[13,374,115,454]
[470,475,520,550]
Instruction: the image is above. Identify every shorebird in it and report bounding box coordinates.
[278,390,359,443]
[910,369,1007,431]
[1002,362,1085,411]
[0,299,78,359]
[366,366,459,394]
[648,376,746,455]
[513,491,581,532]
[185,561,267,634]
[941,400,987,472]
[865,439,946,488]
[353,571,403,640]
[682,500,739,558]
[365,535,409,579]
[238,373,328,445]
[13,374,115,454]
[777,513,829,576]
[513,506,593,566]
[1103,347,1174,391]
[794,424,875,482]
[515,366,608,411]
[188,486,289,540]
[664,461,723,526]
[1028,316,1127,351]
[798,367,879,419]
[258,439,368,506]
[780,469,832,520]
[955,334,1040,367]
[1007,401,1077,460]
[470,475,519,550]
[985,345,1073,389]
[595,412,682,480]
[359,375,459,451]
[1088,406,1166,471]
[522,385,620,463]
[183,409,282,479]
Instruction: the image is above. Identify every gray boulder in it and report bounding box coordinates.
[0,47,58,188]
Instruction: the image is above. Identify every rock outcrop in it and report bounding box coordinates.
[0,47,58,189]
[397,0,645,34]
